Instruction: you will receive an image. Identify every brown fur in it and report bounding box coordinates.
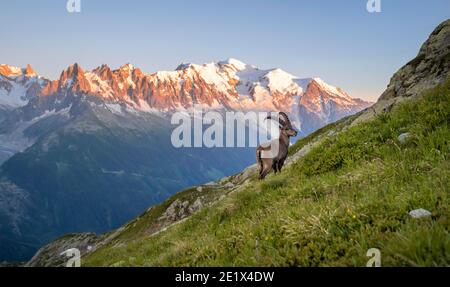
[257,112,297,180]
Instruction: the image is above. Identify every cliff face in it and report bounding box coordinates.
[353,19,450,125]
[2,59,372,135]
[381,20,450,101]
[0,64,47,109]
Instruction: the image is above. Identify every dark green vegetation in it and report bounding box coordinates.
[0,107,255,262]
[84,79,450,267]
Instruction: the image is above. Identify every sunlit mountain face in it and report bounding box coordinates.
[0,59,372,261]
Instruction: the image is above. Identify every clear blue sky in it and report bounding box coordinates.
[1,0,448,101]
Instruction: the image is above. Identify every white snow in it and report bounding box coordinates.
[264,68,303,94]
[194,62,231,93]
[312,77,352,101]
[0,64,47,108]
[0,105,71,159]
[9,66,23,75]
[134,99,163,114]
[0,60,366,134]
[154,70,179,82]
[154,59,354,120]
[120,63,134,71]
[0,64,23,77]
[105,103,123,114]
[0,80,28,107]
[85,72,114,98]
[126,74,136,89]
[219,58,247,71]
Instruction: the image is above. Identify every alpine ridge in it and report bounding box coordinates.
[0,58,372,263]
[2,59,372,132]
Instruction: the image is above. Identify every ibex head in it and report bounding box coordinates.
[266,112,298,137]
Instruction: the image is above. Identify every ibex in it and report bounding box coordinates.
[256,112,297,180]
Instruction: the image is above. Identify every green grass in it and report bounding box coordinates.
[104,184,232,243]
[84,79,450,267]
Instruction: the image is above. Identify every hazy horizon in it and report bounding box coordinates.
[1,0,449,102]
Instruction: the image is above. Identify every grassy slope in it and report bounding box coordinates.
[84,79,450,267]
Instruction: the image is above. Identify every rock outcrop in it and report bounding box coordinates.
[353,19,450,125]
[25,233,98,267]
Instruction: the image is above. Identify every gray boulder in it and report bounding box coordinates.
[409,208,432,218]
[398,132,411,144]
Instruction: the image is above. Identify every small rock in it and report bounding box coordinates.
[196,186,203,192]
[239,164,258,182]
[159,199,182,221]
[189,198,203,213]
[177,201,189,218]
[111,260,126,267]
[223,182,235,189]
[219,176,232,184]
[398,132,411,144]
[181,200,189,209]
[204,181,219,187]
[409,208,432,218]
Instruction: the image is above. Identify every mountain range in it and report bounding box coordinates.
[0,58,372,262]
[22,19,448,267]
[0,58,371,146]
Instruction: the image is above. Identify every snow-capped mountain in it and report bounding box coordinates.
[3,58,371,130]
[50,58,371,114]
[0,59,372,262]
[0,64,47,109]
[0,59,372,163]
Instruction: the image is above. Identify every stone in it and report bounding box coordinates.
[159,199,181,221]
[234,164,258,183]
[409,208,432,218]
[223,182,235,189]
[398,132,411,144]
[352,19,450,125]
[204,181,219,187]
[188,198,203,213]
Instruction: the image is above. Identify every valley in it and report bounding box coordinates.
[0,58,371,262]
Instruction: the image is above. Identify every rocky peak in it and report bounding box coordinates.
[116,63,135,78]
[0,64,24,77]
[0,64,38,78]
[132,67,143,78]
[93,64,114,81]
[351,19,450,126]
[57,63,91,94]
[24,64,36,77]
[218,58,248,71]
[3,59,372,135]
[304,78,352,102]
[175,62,192,71]
[114,63,137,82]
[379,19,450,101]
[119,63,134,71]
[60,63,84,80]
